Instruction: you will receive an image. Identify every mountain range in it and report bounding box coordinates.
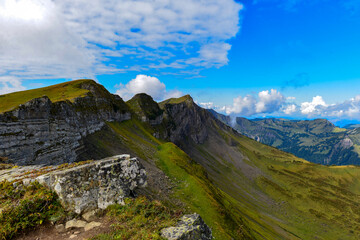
[210,110,360,166]
[1,80,360,239]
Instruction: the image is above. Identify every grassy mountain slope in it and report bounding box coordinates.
[82,90,360,239]
[210,111,360,165]
[161,100,360,239]
[4,80,360,239]
[80,119,254,239]
[0,80,98,113]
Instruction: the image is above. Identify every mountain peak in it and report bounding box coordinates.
[159,94,194,108]
[127,93,163,122]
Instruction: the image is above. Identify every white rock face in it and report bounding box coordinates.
[36,155,147,214]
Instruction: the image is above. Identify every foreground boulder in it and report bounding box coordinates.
[36,154,146,214]
[161,214,212,240]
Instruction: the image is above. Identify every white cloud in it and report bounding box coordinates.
[0,77,26,94]
[283,104,297,114]
[322,96,360,118]
[204,92,360,120]
[226,95,257,115]
[164,89,183,100]
[226,89,285,116]
[296,95,360,119]
[115,74,183,101]
[199,102,215,109]
[0,0,95,80]
[0,0,243,90]
[256,89,285,113]
[184,43,232,68]
[300,96,327,115]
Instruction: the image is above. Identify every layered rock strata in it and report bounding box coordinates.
[0,92,130,165]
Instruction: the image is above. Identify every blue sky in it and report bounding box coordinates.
[1,0,360,123]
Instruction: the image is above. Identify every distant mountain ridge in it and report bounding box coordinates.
[210,109,360,165]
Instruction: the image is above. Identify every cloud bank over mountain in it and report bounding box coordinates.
[116,74,182,101]
[216,89,360,120]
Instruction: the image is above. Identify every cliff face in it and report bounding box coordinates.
[0,82,131,165]
[159,95,209,146]
[126,93,164,125]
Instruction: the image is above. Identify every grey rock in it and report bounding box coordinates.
[161,214,212,240]
[65,219,87,229]
[84,221,102,231]
[161,96,208,145]
[55,224,66,233]
[82,209,99,222]
[0,84,131,166]
[36,155,147,214]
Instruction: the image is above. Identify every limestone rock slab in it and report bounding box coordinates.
[161,214,212,240]
[36,155,147,214]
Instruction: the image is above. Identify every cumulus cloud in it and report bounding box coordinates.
[256,89,285,113]
[115,74,183,101]
[197,102,226,112]
[297,95,360,119]
[300,96,327,115]
[206,90,360,120]
[226,95,257,116]
[196,90,360,120]
[198,102,215,109]
[0,0,243,89]
[321,96,360,118]
[283,104,297,114]
[226,89,285,116]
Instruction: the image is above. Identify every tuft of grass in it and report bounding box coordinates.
[91,196,180,240]
[0,181,65,239]
[0,79,94,113]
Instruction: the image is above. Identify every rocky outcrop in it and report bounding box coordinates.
[36,155,146,214]
[160,95,209,145]
[127,93,164,125]
[161,214,212,240]
[0,82,131,165]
